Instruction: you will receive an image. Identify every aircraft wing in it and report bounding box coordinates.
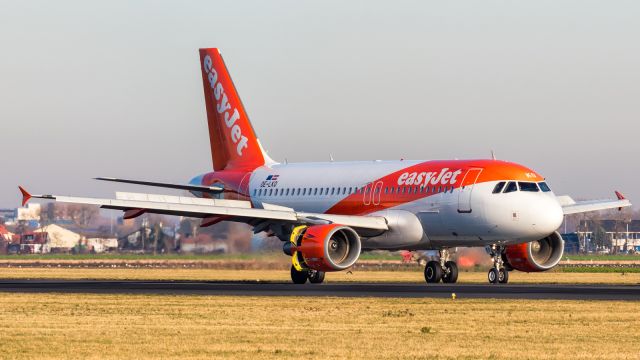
[557,191,631,215]
[94,177,224,194]
[18,187,389,232]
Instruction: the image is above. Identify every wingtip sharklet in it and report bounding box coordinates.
[615,191,628,211]
[18,186,31,206]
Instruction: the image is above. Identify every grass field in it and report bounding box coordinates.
[1,267,639,284]
[1,252,637,261]
[564,254,640,261]
[0,293,637,359]
[0,253,272,261]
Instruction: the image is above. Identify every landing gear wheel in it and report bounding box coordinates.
[290,265,309,284]
[424,261,443,283]
[488,268,499,284]
[308,270,325,284]
[498,268,509,284]
[442,261,459,284]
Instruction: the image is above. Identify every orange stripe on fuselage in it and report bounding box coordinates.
[326,160,544,216]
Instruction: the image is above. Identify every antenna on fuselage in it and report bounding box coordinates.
[330,154,334,162]
[490,150,497,160]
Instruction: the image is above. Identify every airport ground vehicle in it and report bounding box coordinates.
[20,48,631,284]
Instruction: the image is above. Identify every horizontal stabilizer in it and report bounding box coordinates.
[95,177,223,193]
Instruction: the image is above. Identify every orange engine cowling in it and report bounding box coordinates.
[503,231,564,272]
[295,224,361,272]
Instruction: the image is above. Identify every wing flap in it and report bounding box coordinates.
[114,192,251,208]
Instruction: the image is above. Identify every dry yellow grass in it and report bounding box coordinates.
[0,267,639,284]
[0,293,638,359]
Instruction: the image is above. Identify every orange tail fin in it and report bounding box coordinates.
[199,48,272,171]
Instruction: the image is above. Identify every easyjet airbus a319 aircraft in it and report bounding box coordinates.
[20,48,631,284]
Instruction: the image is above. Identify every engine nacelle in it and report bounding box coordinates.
[294,224,361,272]
[503,231,564,272]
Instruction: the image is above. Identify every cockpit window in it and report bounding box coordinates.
[538,182,551,192]
[503,181,518,193]
[492,182,506,194]
[518,182,539,192]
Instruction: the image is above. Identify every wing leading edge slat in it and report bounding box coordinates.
[26,192,389,231]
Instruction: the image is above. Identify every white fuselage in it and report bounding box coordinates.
[205,159,565,251]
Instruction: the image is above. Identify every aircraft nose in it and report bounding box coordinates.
[532,196,564,236]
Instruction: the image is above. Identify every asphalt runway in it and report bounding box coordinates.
[0,280,639,300]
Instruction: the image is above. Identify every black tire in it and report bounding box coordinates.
[442,261,459,283]
[498,268,509,284]
[488,268,499,284]
[308,270,325,284]
[424,261,443,283]
[290,265,309,284]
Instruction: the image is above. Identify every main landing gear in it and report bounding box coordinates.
[290,265,326,284]
[424,249,458,284]
[487,245,509,284]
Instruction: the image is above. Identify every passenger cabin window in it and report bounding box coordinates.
[518,182,539,192]
[492,182,506,194]
[503,182,518,193]
[538,182,551,192]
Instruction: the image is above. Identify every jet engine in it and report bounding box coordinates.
[286,224,361,272]
[503,231,564,272]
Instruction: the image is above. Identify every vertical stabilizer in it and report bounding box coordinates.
[199,48,274,170]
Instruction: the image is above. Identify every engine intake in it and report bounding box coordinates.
[503,231,564,272]
[293,224,361,272]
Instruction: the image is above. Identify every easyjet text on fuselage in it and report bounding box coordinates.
[397,168,463,187]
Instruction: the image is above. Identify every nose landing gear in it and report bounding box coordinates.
[487,245,509,284]
[423,249,459,284]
